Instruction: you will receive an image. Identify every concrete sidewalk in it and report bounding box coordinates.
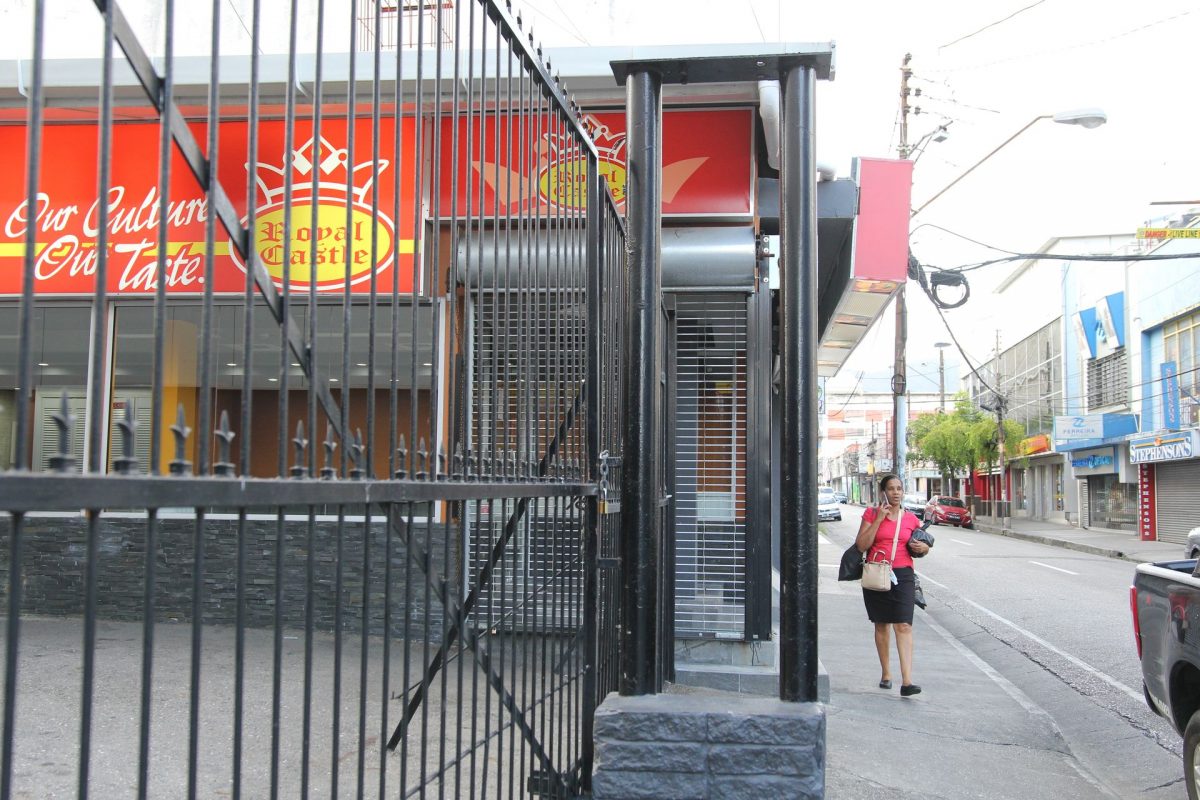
[817,530,1123,799]
[968,515,1184,564]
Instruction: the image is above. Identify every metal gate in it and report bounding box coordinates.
[0,1,623,797]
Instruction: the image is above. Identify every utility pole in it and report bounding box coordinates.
[994,330,1009,529]
[934,341,950,493]
[893,54,913,490]
[898,53,914,159]
[936,344,947,412]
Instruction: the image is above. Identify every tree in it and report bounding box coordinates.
[908,393,1023,497]
[907,395,982,494]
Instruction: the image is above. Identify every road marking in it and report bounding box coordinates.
[919,612,1050,718]
[918,613,1123,799]
[918,572,1143,703]
[1030,560,1079,576]
[817,533,833,547]
[949,538,973,546]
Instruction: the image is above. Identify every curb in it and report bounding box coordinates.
[972,522,1131,562]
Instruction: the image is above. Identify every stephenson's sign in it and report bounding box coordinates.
[1129,431,1198,464]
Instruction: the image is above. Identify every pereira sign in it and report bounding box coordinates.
[0,117,417,296]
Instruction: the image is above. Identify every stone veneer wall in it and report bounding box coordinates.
[0,514,447,637]
[592,691,825,800]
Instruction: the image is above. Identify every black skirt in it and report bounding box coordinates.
[862,566,915,624]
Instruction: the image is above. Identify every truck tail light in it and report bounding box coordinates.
[1130,585,1142,660]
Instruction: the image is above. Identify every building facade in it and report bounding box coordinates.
[1127,211,1200,544]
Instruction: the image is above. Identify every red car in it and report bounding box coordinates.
[924,495,972,528]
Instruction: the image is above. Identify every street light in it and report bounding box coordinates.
[910,108,1107,218]
[934,341,951,413]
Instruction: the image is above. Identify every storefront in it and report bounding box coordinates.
[1013,434,1066,522]
[1055,412,1139,528]
[0,116,437,479]
[1132,429,1200,544]
[1068,445,1136,531]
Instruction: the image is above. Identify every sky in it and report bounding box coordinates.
[510,0,1200,394]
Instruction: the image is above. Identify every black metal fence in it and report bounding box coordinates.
[0,0,622,797]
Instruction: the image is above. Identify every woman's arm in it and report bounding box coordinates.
[855,500,888,552]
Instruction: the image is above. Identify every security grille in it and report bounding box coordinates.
[1087,349,1128,410]
[672,294,748,639]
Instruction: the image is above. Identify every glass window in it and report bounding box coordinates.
[0,304,93,471]
[112,301,435,478]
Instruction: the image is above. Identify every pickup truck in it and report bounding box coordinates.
[1132,559,1200,798]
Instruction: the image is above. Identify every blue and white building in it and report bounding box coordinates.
[1126,211,1200,544]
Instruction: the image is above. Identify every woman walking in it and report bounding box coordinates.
[855,473,929,696]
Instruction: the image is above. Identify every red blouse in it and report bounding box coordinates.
[860,506,920,570]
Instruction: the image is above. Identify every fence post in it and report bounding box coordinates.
[778,62,819,703]
[582,155,603,786]
[619,66,662,696]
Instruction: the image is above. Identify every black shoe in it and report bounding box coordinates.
[900,684,922,697]
[878,679,891,689]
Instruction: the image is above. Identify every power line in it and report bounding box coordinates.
[938,0,1047,50]
[928,9,1196,75]
[909,222,1021,255]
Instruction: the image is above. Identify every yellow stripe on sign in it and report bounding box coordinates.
[0,243,47,257]
[2,239,416,258]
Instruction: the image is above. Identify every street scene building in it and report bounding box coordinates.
[2,1,1199,799]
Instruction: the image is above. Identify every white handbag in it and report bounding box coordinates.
[862,514,900,592]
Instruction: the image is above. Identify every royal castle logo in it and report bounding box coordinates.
[537,117,627,209]
[233,134,398,292]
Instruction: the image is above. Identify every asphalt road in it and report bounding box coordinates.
[820,506,1184,800]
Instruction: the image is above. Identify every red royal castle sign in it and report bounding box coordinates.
[0,117,418,296]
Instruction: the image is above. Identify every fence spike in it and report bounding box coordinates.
[213,409,236,477]
[349,428,365,480]
[112,400,139,475]
[394,433,408,479]
[416,437,429,480]
[169,403,192,475]
[291,420,309,478]
[321,424,338,480]
[48,390,76,473]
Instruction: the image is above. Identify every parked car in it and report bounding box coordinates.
[924,495,972,528]
[902,493,926,519]
[1132,559,1200,797]
[833,491,847,504]
[817,489,841,522]
[1186,526,1200,559]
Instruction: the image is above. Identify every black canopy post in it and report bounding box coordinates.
[778,62,820,703]
[618,66,663,696]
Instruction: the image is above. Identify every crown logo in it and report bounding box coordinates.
[250,134,390,206]
[582,115,627,163]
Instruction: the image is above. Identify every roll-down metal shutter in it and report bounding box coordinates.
[672,294,748,639]
[1155,461,1200,544]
